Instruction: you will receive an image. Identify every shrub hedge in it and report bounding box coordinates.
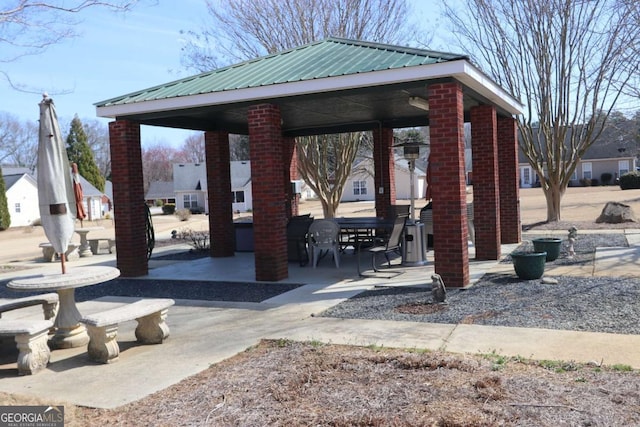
[619,171,640,190]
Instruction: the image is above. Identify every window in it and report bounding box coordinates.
[14,203,21,213]
[523,168,531,185]
[183,194,198,208]
[571,169,577,181]
[619,160,629,177]
[353,180,367,196]
[582,162,592,180]
[233,191,245,203]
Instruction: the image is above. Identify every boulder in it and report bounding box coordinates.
[595,201,638,224]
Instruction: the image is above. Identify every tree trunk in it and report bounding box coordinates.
[543,184,563,222]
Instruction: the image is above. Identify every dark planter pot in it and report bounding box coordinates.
[511,251,547,280]
[532,238,563,261]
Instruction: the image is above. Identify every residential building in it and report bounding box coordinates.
[145,181,175,206]
[172,161,253,213]
[2,167,103,227]
[4,171,39,227]
[519,138,637,188]
[342,157,426,202]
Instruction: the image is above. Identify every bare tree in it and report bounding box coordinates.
[297,132,362,218]
[177,132,206,163]
[445,0,640,222]
[141,143,179,194]
[81,118,112,179]
[0,112,38,170]
[182,0,418,217]
[1,1,145,89]
[181,0,415,72]
[229,134,249,161]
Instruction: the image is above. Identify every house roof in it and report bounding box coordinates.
[3,171,101,198]
[146,181,175,199]
[77,175,103,197]
[3,173,35,190]
[96,38,523,136]
[1,166,32,176]
[230,161,251,188]
[517,128,638,164]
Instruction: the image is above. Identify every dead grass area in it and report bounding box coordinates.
[6,340,638,426]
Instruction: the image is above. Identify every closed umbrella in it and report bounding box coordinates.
[38,94,76,274]
[72,162,87,227]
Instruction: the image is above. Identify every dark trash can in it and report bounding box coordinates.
[287,215,314,266]
[234,221,254,252]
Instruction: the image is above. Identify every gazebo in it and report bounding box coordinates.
[96,38,523,287]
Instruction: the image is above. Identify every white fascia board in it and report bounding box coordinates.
[453,61,525,115]
[96,60,524,118]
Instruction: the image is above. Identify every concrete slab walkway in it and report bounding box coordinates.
[1,231,639,409]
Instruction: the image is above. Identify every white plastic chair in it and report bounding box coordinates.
[308,219,340,268]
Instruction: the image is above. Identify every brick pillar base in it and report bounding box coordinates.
[373,127,396,219]
[498,116,521,243]
[249,104,288,281]
[205,130,234,257]
[109,120,147,277]
[471,105,501,260]
[428,82,469,287]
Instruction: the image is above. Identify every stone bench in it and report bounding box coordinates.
[39,242,80,262]
[87,238,116,255]
[0,293,59,322]
[0,319,54,375]
[80,298,174,364]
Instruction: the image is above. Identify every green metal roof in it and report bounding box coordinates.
[96,38,468,107]
[96,38,522,135]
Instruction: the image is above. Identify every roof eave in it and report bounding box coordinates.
[96,60,524,119]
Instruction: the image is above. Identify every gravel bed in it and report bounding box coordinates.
[321,233,640,335]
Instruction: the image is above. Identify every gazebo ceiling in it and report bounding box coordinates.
[96,38,523,137]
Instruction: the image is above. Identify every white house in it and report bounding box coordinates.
[77,175,104,221]
[341,157,426,202]
[172,161,253,213]
[173,163,208,213]
[4,172,39,227]
[2,167,103,227]
[230,161,253,212]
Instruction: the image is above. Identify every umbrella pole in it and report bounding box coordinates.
[60,253,67,274]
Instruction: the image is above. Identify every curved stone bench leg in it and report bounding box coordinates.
[135,309,170,344]
[89,240,100,255]
[15,330,51,375]
[86,324,120,364]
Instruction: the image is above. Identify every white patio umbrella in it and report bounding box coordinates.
[38,94,76,274]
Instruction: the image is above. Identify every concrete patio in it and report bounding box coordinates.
[2,234,640,409]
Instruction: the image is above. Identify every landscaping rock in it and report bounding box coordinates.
[595,201,637,224]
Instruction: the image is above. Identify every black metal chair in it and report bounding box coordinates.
[286,215,314,266]
[358,215,406,276]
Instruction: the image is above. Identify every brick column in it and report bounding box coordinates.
[498,115,521,243]
[428,82,469,287]
[108,120,147,276]
[283,136,299,218]
[205,130,234,257]
[373,127,396,219]
[248,104,288,281]
[470,105,501,260]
